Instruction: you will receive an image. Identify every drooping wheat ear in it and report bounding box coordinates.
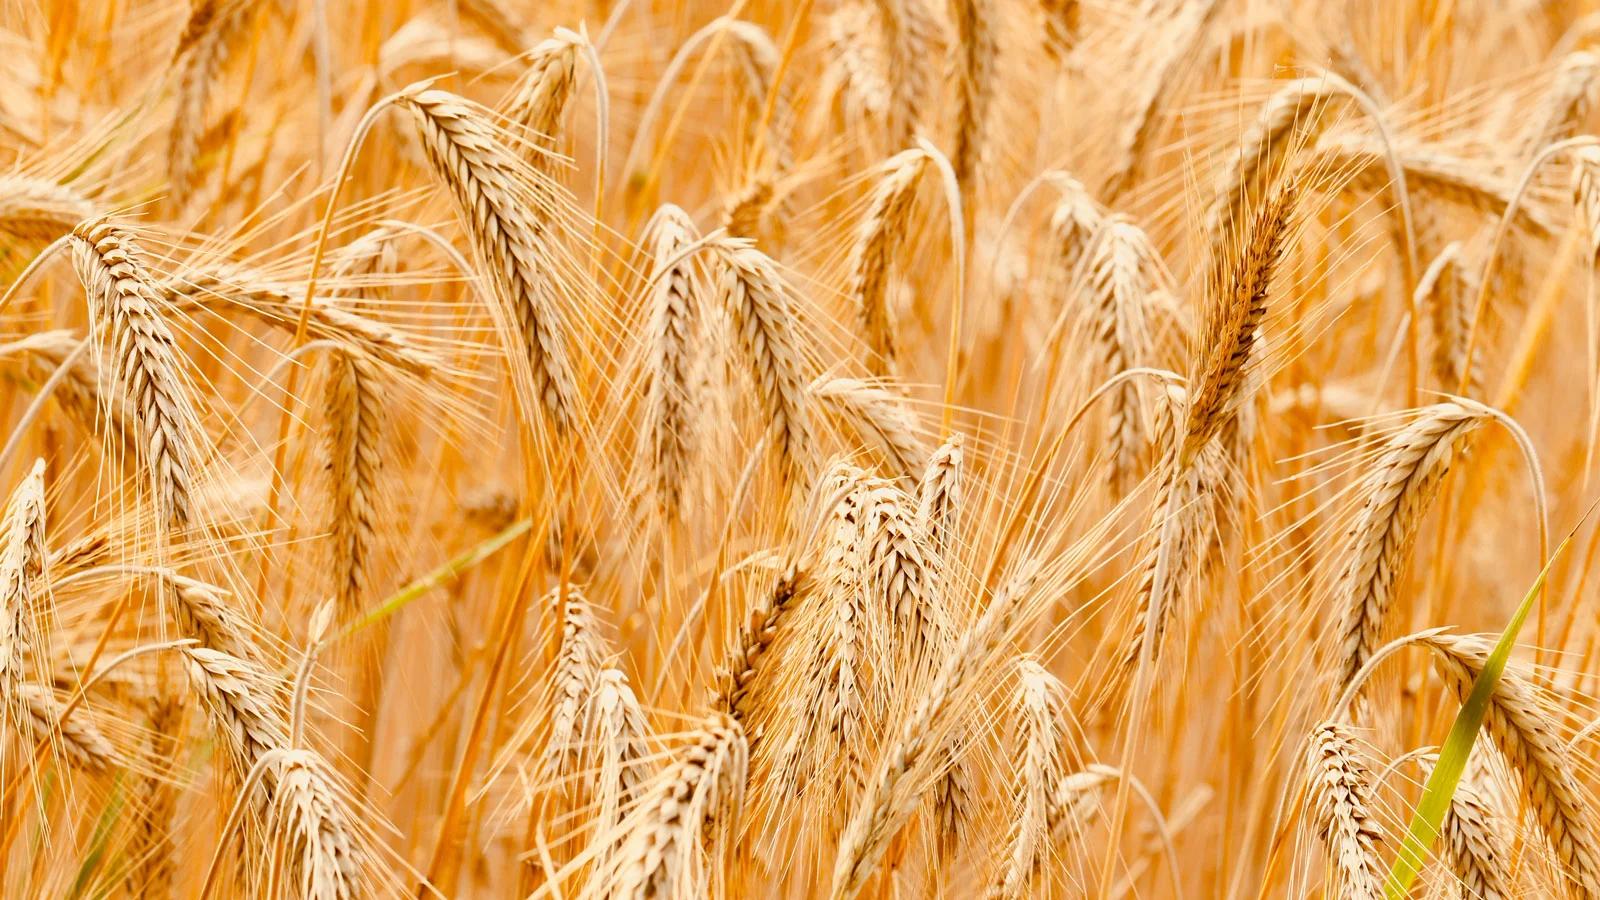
[611,714,749,900]
[713,564,806,726]
[18,682,113,772]
[1040,0,1079,61]
[1046,765,1115,840]
[805,464,877,796]
[0,331,135,445]
[848,148,931,374]
[457,0,529,55]
[398,90,577,430]
[860,477,949,685]
[712,239,815,486]
[266,749,367,900]
[1303,721,1384,899]
[1314,139,1559,238]
[182,645,289,781]
[1413,242,1481,393]
[1085,217,1161,492]
[947,0,997,188]
[810,377,929,479]
[831,571,1035,899]
[1418,754,1509,900]
[0,460,46,700]
[587,667,654,855]
[1045,174,1104,294]
[0,176,94,244]
[70,220,198,528]
[872,0,938,148]
[1333,403,1489,696]
[989,659,1070,899]
[164,574,252,661]
[1108,440,1222,698]
[503,31,581,166]
[1181,180,1297,463]
[1421,632,1600,897]
[544,584,607,787]
[640,204,703,519]
[127,695,183,898]
[322,349,383,622]
[724,20,792,174]
[1103,0,1222,199]
[821,4,891,133]
[918,433,963,559]
[1520,51,1600,158]
[722,176,774,240]
[1572,145,1600,264]
[164,269,444,377]
[168,0,256,203]
[1206,77,1343,243]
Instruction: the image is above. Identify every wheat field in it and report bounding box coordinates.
[3,0,1600,897]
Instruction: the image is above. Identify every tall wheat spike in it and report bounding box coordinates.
[1304,721,1384,899]
[847,148,930,374]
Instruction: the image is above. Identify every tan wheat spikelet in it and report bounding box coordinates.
[398,89,578,430]
[608,714,748,900]
[1413,243,1482,392]
[872,0,939,148]
[503,31,582,166]
[1333,402,1489,696]
[322,349,384,622]
[457,0,529,55]
[169,0,256,203]
[18,682,113,772]
[164,268,444,377]
[847,148,930,373]
[266,749,368,900]
[1571,144,1600,263]
[1047,765,1115,841]
[182,645,289,780]
[544,584,607,788]
[639,204,703,519]
[821,4,891,134]
[722,176,775,240]
[1182,180,1297,463]
[0,175,94,244]
[712,564,806,726]
[0,331,135,445]
[1304,721,1383,899]
[1,459,46,704]
[1084,216,1161,491]
[809,376,928,479]
[1206,77,1343,242]
[989,658,1070,899]
[70,220,199,528]
[1418,754,1508,900]
[1045,174,1104,294]
[1520,50,1600,157]
[918,433,963,559]
[586,667,653,856]
[948,0,996,189]
[1422,633,1600,898]
[712,238,815,485]
[831,570,1034,899]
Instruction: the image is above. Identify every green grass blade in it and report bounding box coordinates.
[341,516,531,639]
[1382,535,1566,898]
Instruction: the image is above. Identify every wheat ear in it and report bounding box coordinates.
[169,0,256,202]
[1520,50,1600,158]
[544,585,607,788]
[918,433,963,559]
[640,204,702,519]
[1422,633,1600,898]
[1418,754,1508,900]
[70,221,199,528]
[0,176,94,244]
[712,239,815,485]
[322,349,384,622]
[1572,145,1600,264]
[19,682,113,772]
[872,0,938,148]
[1,459,46,704]
[1085,217,1161,492]
[266,749,367,900]
[457,0,529,55]
[399,89,578,430]
[810,376,928,480]
[848,148,931,374]
[713,564,806,726]
[989,659,1070,899]
[611,714,748,900]
[1304,721,1384,899]
[1333,402,1488,695]
[504,31,582,166]
[127,694,183,898]
[1206,77,1342,243]
[947,0,996,189]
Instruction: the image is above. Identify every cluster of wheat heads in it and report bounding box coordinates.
[10,0,1600,897]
